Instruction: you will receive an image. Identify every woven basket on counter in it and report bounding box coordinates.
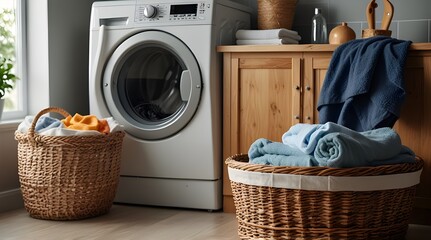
[226,153,424,240]
[15,107,125,220]
[258,0,297,30]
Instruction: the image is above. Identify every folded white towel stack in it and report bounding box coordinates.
[236,28,301,45]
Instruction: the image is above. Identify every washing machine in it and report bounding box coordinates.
[89,0,250,210]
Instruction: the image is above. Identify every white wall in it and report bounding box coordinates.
[27,0,50,115]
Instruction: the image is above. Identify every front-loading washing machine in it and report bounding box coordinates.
[89,0,250,210]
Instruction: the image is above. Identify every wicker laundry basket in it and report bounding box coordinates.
[258,0,297,30]
[226,154,424,240]
[15,107,125,220]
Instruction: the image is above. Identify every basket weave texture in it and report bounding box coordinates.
[258,0,297,30]
[226,154,424,240]
[15,107,125,220]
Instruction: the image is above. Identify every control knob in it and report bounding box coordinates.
[143,5,157,18]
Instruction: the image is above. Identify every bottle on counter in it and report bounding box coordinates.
[311,8,328,44]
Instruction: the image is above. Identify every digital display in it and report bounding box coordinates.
[170,4,198,15]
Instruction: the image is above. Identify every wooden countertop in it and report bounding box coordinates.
[217,43,431,53]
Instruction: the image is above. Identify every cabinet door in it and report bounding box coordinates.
[303,53,332,123]
[393,54,431,212]
[222,52,302,212]
[225,52,302,156]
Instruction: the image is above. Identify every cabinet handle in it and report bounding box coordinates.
[295,85,300,90]
[295,115,300,120]
[306,86,311,91]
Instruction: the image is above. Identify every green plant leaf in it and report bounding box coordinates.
[0,57,19,99]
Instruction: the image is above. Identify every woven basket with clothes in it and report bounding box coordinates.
[15,107,125,220]
[226,153,423,240]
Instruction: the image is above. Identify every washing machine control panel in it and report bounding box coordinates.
[135,1,212,24]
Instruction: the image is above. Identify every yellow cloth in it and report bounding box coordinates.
[61,114,110,134]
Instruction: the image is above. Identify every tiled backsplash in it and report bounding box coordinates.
[235,0,431,43]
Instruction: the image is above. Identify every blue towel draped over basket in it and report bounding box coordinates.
[317,36,412,131]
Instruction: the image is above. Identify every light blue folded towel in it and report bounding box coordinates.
[248,138,318,167]
[34,116,63,132]
[255,123,415,168]
[314,127,416,168]
[282,122,360,154]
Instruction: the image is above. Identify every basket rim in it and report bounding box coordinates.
[15,129,125,139]
[14,106,125,145]
[227,165,422,191]
[226,153,424,177]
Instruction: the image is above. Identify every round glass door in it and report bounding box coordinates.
[103,31,202,140]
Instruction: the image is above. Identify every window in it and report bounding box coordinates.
[0,0,26,120]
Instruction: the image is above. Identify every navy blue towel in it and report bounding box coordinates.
[317,36,412,131]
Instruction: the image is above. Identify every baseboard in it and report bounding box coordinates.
[0,188,24,213]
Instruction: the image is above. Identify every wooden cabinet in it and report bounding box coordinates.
[218,45,333,212]
[393,52,431,216]
[218,44,431,222]
[303,52,332,124]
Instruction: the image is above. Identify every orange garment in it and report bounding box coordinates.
[98,119,110,134]
[61,114,110,134]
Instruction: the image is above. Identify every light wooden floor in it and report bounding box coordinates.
[1,204,431,240]
[0,204,239,240]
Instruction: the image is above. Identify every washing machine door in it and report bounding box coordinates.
[103,31,202,140]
